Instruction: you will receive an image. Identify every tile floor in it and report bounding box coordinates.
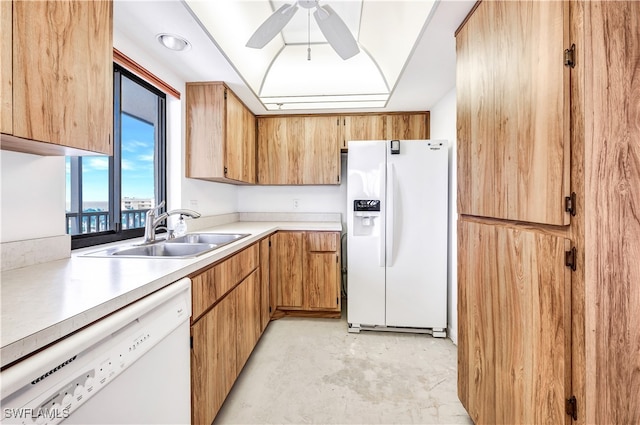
[215,313,472,424]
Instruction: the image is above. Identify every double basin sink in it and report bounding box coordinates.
[85,233,250,259]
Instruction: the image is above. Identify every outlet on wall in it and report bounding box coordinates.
[293,199,300,210]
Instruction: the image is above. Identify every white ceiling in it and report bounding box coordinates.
[113,0,476,115]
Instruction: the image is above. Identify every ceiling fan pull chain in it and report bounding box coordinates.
[307,8,311,60]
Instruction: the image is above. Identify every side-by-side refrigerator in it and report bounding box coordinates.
[347,140,448,336]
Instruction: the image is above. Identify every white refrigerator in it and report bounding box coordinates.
[346,140,448,336]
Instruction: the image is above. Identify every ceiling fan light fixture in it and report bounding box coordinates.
[247,0,359,60]
[246,3,299,48]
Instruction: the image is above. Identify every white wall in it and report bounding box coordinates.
[429,87,458,345]
[238,154,348,228]
[0,151,66,242]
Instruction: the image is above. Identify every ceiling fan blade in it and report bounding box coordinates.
[246,3,299,49]
[313,5,360,60]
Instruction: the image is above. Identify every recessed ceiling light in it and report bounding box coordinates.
[156,33,191,51]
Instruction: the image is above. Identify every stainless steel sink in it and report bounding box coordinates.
[110,242,217,258]
[83,233,250,258]
[166,233,250,246]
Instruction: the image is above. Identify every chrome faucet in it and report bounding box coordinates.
[142,201,201,244]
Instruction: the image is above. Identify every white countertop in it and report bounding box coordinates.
[0,220,341,368]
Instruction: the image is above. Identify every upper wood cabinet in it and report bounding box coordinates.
[1,0,113,156]
[257,115,341,185]
[340,114,385,149]
[186,82,256,184]
[384,113,430,140]
[457,0,570,226]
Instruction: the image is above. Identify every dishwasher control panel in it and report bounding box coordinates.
[1,280,191,425]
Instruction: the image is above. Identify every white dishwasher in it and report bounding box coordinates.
[1,278,191,425]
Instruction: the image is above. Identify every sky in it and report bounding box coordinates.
[66,113,155,210]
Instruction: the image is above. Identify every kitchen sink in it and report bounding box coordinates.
[85,242,217,258]
[83,233,250,258]
[166,233,250,246]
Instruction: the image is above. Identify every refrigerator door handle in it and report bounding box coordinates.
[387,162,395,267]
[379,161,386,267]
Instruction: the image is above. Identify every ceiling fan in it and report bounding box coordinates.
[246,0,360,60]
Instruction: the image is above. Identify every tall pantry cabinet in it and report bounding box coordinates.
[456,1,640,425]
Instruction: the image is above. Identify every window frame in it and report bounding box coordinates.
[69,64,167,249]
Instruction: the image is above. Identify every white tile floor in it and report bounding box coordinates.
[215,313,472,424]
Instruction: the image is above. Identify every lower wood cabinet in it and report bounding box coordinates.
[190,243,265,425]
[457,220,571,424]
[270,231,341,316]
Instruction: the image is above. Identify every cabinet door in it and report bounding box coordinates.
[257,116,304,184]
[301,116,340,184]
[225,90,256,183]
[191,291,237,425]
[456,0,570,225]
[271,232,304,308]
[186,83,225,180]
[259,237,271,330]
[304,232,340,310]
[236,270,261,371]
[458,220,571,425]
[341,115,385,149]
[11,0,112,154]
[1,0,11,134]
[385,113,429,140]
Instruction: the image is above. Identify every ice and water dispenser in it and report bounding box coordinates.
[352,199,381,236]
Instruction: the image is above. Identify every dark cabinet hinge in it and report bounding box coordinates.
[269,306,272,313]
[564,44,576,68]
[224,89,228,100]
[190,336,193,349]
[566,395,577,420]
[336,297,339,305]
[565,192,577,216]
[565,247,577,271]
[223,166,228,176]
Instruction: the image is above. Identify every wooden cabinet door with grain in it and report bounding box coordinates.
[456,0,570,225]
[304,232,340,310]
[11,0,112,154]
[1,0,12,135]
[270,232,304,308]
[385,113,429,140]
[235,270,261,371]
[301,116,341,184]
[225,90,256,183]
[191,292,237,425]
[458,220,571,425]
[341,115,385,149]
[257,116,304,184]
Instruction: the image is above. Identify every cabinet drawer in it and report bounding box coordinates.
[191,244,259,320]
[306,232,338,252]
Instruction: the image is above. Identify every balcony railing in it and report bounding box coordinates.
[66,209,150,235]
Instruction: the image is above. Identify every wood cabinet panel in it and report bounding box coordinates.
[5,0,112,155]
[584,2,640,423]
[186,82,256,184]
[384,113,429,140]
[456,0,570,226]
[458,220,571,425]
[191,291,237,425]
[235,270,261,371]
[191,244,258,321]
[1,1,12,135]
[304,232,340,310]
[225,90,256,183]
[341,114,385,149]
[259,237,271,330]
[271,232,304,308]
[257,116,339,185]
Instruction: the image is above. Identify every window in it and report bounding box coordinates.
[66,64,166,249]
